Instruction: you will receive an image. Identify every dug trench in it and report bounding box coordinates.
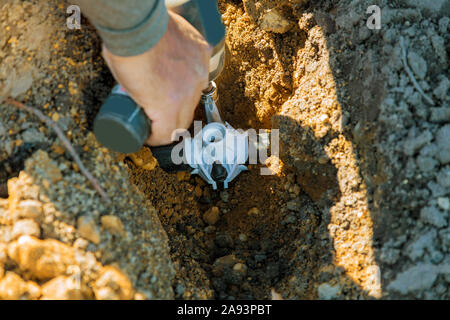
[0,0,448,300]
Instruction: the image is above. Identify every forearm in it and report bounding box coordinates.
[73,0,169,57]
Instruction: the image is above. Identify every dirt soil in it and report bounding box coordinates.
[0,0,449,300]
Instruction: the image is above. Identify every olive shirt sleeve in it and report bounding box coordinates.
[73,0,169,57]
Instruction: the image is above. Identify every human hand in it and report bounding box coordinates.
[102,11,212,146]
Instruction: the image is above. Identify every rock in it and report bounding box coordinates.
[194,185,203,197]
[416,155,438,172]
[430,107,450,123]
[94,266,134,300]
[21,128,46,144]
[101,215,126,236]
[16,200,43,219]
[439,228,450,251]
[7,235,77,280]
[437,167,450,188]
[407,51,427,80]
[437,197,449,211]
[317,283,340,300]
[215,232,233,248]
[239,234,248,242]
[406,230,436,261]
[203,206,220,225]
[387,264,439,294]
[10,68,33,98]
[433,76,449,101]
[77,215,101,244]
[243,0,295,33]
[403,131,432,156]
[12,219,41,239]
[232,263,248,276]
[380,246,400,265]
[0,121,6,138]
[0,243,7,264]
[247,207,260,215]
[420,205,448,228]
[438,16,450,34]
[41,276,85,300]
[436,125,450,164]
[220,191,229,203]
[128,147,157,171]
[259,8,294,33]
[286,200,300,211]
[0,272,41,300]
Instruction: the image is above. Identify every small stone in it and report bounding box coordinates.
[430,107,450,123]
[387,264,439,294]
[0,272,40,300]
[16,200,43,219]
[420,206,448,228]
[239,234,248,242]
[101,215,126,236]
[94,266,134,300]
[21,128,46,144]
[232,263,248,276]
[176,171,189,182]
[73,238,89,250]
[433,76,449,101]
[436,125,450,164]
[194,185,203,197]
[12,219,40,239]
[77,215,101,244]
[287,199,301,211]
[403,131,432,156]
[41,276,85,300]
[437,198,449,211]
[203,206,220,225]
[7,236,77,280]
[437,167,450,188]
[317,283,341,300]
[416,155,438,172]
[407,51,427,80]
[259,8,294,33]
[220,191,229,203]
[247,207,260,215]
[215,232,233,248]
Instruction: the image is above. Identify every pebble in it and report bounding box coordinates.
[16,200,43,219]
[77,215,101,244]
[8,235,77,280]
[203,206,220,225]
[317,283,341,300]
[420,205,448,228]
[407,51,427,80]
[194,185,203,197]
[247,207,260,215]
[215,232,233,248]
[232,263,248,276]
[238,234,248,242]
[94,266,134,300]
[41,276,84,300]
[12,219,40,239]
[259,8,293,33]
[387,263,439,294]
[436,124,450,164]
[220,191,229,203]
[0,272,40,300]
[437,197,449,211]
[101,215,126,236]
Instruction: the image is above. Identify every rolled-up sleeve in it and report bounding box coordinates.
[73,0,169,57]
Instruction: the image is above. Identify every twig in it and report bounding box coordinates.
[5,98,111,203]
[399,36,434,106]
